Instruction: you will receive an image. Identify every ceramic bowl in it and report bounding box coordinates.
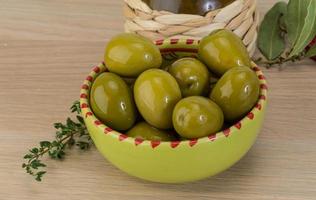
[79,38,268,183]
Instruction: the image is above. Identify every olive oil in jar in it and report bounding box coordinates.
[142,0,235,15]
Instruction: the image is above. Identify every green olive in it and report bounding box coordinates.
[168,57,210,97]
[127,122,177,141]
[90,72,137,131]
[172,96,224,139]
[134,69,182,129]
[198,29,251,76]
[210,66,260,121]
[104,33,162,77]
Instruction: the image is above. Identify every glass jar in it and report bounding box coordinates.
[142,0,235,15]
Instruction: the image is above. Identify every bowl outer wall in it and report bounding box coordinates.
[80,39,268,183]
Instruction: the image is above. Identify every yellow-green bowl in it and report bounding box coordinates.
[79,38,268,183]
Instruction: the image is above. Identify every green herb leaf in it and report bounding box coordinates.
[54,122,63,129]
[258,2,287,60]
[76,115,84,124]
[30,148,39,154]
[306,45,316,57]
[40,141,51,148]
[23,154,32,159]
[71,100,81,114]
[289,0,316,57]
[30,160,46,169]
[35,171,46,182]
[287,0,310,46]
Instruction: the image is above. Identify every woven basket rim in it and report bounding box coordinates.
[124,0,258,57]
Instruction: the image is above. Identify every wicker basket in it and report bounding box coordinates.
[124,0,259,56]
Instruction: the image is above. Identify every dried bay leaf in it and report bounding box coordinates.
[258,2,287,60]
[279,5,287,30]
[289,0,316,57]
[286,0,310,47]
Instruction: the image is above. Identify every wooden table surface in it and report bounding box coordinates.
[1,0,316,199]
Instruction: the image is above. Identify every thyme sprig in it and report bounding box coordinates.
[22,101,93,181]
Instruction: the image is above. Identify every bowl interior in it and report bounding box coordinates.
[79,38,268,146]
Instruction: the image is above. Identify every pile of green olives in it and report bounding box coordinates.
[90,30,260,141]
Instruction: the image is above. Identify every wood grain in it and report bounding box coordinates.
[0,0,316,200]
